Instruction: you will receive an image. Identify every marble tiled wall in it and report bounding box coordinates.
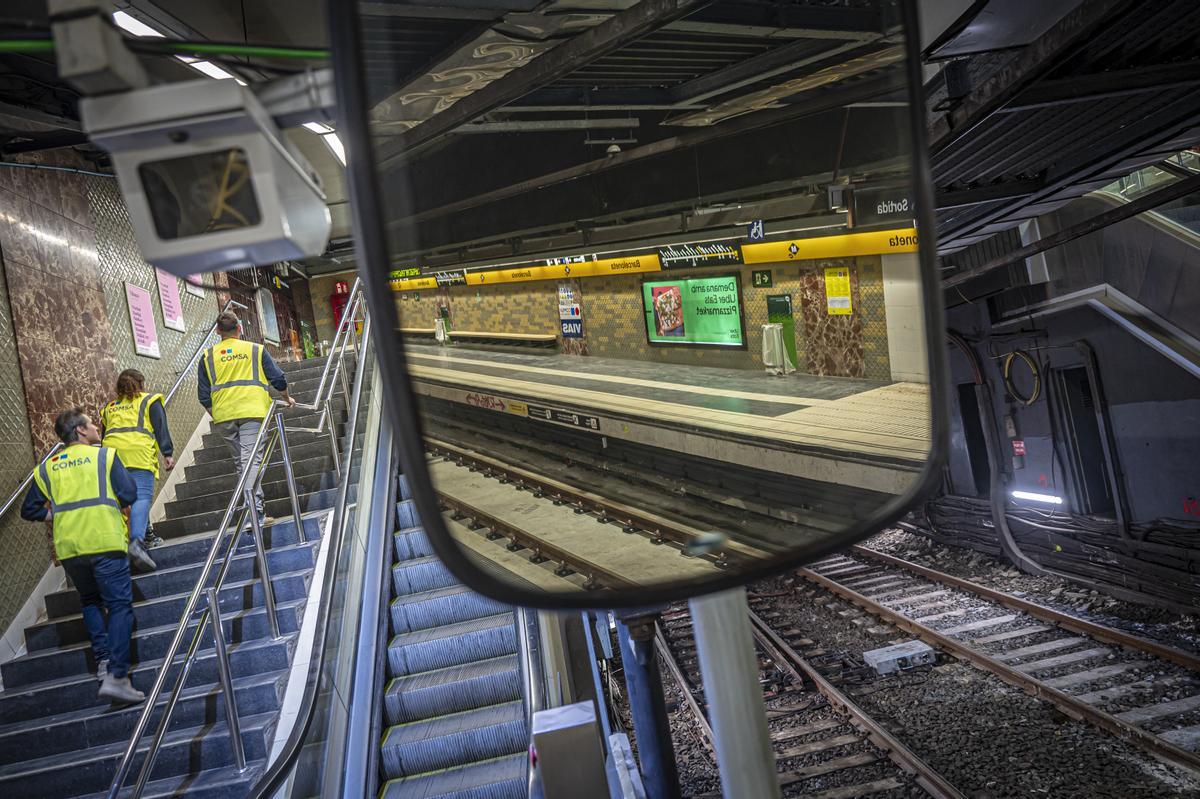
[796,258,865,378]
[0,155,116,634]
[0,158,118,454]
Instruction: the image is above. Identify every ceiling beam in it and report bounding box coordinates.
[504,86,699,111]
[944,170,1200,288]
[670,38,868,105]
[358,0,525,21]
[397,70,901,227]
[456,118,640,133]
[935,177,1045,210]
[377,0,706,165]
[1000,61,1200,113]
[928,0,1133,151]
[664,3,886,41]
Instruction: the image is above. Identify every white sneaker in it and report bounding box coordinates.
[99,674,145,705]
[96,659,109,683]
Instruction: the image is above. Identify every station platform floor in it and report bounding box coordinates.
[403,343,931,495]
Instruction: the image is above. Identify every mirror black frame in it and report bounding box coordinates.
[329,0,950,609]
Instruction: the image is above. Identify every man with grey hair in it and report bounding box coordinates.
[197,312,295,528]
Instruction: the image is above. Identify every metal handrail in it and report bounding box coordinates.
[0,298,247,524]
[106,307,365,798]
[246,315,375,798]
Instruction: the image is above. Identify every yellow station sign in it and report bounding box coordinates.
[389,228,916,292]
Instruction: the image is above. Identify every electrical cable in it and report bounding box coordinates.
[1002,348,1041,405]
[0,38,328,59]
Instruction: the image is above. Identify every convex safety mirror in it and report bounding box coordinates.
[332,0,946,607]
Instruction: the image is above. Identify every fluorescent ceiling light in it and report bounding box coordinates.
[112,10,164,37]
[113,11,246,85]
[322,133,346,165]
[1010,490,1063,505]
[177,55,246,85]
[304,122,333,134]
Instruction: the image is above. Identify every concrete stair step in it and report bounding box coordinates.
[154,489,341,539]
[0,710,277,797]
[4,597,303,689]
[175,452,339,500]
[28,568,310,653]
[0,633,294,730]
[0,670,285,769]
[43,540,315,620]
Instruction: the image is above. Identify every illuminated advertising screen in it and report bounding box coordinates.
[642,274,745,348]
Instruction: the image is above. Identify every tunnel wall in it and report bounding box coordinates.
[945,301,1200,524]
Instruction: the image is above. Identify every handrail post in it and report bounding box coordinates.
[325,407,342,477]
[246,491,282,641]
[274,413,305,540]
[129,617,209,798]
[107,406,277,799]
[206,587,248,772]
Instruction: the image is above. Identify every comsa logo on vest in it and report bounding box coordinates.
[51,452,92,470]
[219,347,249,362]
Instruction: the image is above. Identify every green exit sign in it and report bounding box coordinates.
[752,270,773,288]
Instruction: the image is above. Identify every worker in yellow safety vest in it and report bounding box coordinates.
[100,369,176,573]
[197,312,295,528]
[21,407,145,705]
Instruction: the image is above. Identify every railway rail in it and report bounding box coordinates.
[804,550,1200,773]
[655,604,964,798]
[426,433,1200,778]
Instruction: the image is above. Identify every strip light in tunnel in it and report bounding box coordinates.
[112,10,247,85]
[1010,490,1063,505]
[303,122,347,166]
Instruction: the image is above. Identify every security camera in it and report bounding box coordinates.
[81,79,331,276]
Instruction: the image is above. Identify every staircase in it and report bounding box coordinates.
[379,478,529,799]
[0,355,351,798]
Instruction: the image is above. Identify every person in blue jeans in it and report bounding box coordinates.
[101,369,175,573]
[22,407,144,704]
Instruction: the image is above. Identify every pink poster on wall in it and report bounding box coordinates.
[125,283,161,359]
[184,273,206,298]
[156,269,186,332]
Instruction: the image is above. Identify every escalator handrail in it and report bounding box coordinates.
[246,313,376,798]
[0,297,246,524]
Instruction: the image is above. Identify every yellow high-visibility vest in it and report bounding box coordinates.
[101,391,165,476]
[204,338,272,423]
[33,444,127,560]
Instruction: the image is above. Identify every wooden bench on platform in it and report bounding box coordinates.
[400,327,558,352]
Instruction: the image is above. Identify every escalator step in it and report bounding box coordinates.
[384,655,521,725]
[390,586,509,635]
[388,613,517,677]
[379,752,526,799]
[392,555,457,595]
[394,526,433,561]
[380,700,525,777]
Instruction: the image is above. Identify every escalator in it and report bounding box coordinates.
[245,309,543,799]
[378,482,529,798]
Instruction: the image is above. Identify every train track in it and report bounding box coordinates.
[803,549,1200,774]
[655,604,964,799]
[426,434,1200,779]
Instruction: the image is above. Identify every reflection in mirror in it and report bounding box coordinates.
[356,0,931,596]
